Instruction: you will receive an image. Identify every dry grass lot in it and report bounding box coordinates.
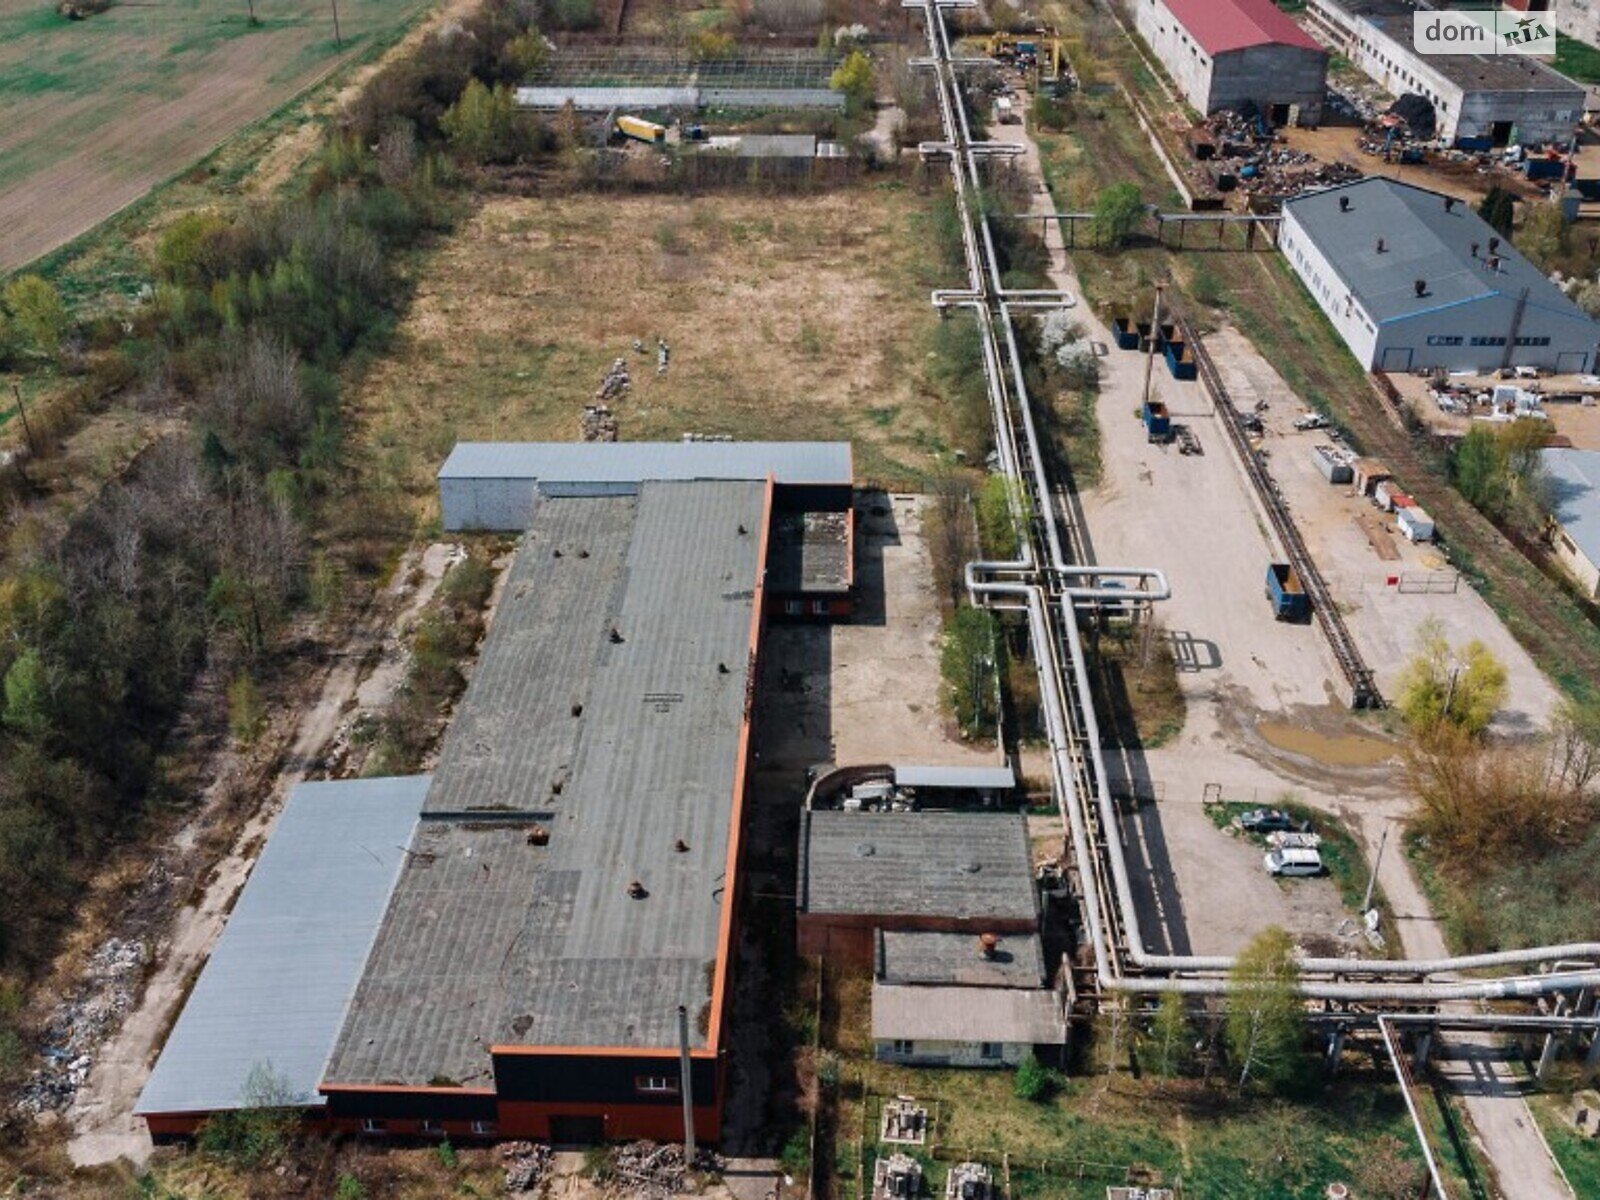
[353,183,954,513]
[0,0,434,274]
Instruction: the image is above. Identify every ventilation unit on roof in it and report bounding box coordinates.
[1339,196,1351,212]
[1414,279,1429,297]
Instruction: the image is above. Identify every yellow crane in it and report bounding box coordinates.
[982,30,1066,87]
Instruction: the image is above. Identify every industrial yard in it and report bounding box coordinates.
[3,0,1600,1195]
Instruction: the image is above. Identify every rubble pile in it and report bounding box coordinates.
[581,403,618,442]
[17,937,148,1115]
[596,357,631,403]
[501,1141,553,1193]
[612,1141,726,1199]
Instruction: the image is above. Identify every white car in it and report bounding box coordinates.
[1292,413,1328,431]
[1265,847,1324,877]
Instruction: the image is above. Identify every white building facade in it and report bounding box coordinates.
[1281,178,1600,373]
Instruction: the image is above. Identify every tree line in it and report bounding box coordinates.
[0,0,558,1059]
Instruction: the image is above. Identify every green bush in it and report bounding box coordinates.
[941,605,1004,737]
[1013,1053,1058,1101]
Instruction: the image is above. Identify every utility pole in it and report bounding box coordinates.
[11,383,37,457]
[329,0,342,48]
[1140,281,1165,419]
[1362,822,1390,916]
[677,1004,696,1165]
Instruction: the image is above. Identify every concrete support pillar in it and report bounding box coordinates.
[1414,1030,1433,1071]
[1585,1027,1600,1077]
[1536,995,1570,1083]
[1325,1025,1346,1074]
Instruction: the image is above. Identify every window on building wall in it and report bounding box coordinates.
[892,1039,915,1055]
[420,1119,442,1135]
[979,1042,1004,1061]
[1561,532,1578,556]
[471,1120,496,1136]
[636,1075,681,1095]
[362,1119,387,1135]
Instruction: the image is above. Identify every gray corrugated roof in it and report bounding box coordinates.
[871,983,1066,1044]
[893,764,1016,791]
[325,480,768,1086]
[799,811,1037,922]
[437,441,852,487]
[878,930,1047,987]
[515,85,697,110]
[136,776,428,1116]
[1284,178,1592,328]
[1542,447,1600,568]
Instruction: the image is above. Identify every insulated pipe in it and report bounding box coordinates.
[919,0,1600,1001]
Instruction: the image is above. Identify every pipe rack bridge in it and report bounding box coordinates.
[906,0,1599,1009]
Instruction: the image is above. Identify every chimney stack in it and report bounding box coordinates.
[1414,279,1428,298]
[978,933,999,960]
[1339,195,1351,212]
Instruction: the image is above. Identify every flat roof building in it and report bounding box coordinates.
[1542,447,1600,599]
[1280,177,1599,373]
[1307,0,1584,146]
[796,810,1039,964]
[142,443,853,1146]
[1132,0,1329,125]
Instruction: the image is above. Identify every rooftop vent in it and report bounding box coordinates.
[1444,196,1456,213]
[1414,279,1428,298]
[717,662,729,674]
[1376,237,1386,254]
[571,702,583,718]
[1471,241,1480,259]
[527,826,550,846]
[1489,236,1501,255]
[959,861,983,875]
[552,548,563,558]
[627,879,648,899]
[674,838,690,853]
[978,932,999,960]
[855,842,876,857]
[1339,196,1351,212]
[737,524,748,536]
[609,626,625,644]
[578,548,590,559]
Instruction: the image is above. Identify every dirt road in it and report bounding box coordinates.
[65,545,457,1168]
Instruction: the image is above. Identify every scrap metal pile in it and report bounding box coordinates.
[1189,109,1361,205]
[610,1141,726,1200]
[582,357,630,442]
[501,1141,554,1193]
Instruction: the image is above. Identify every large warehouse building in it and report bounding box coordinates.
[1281,178,1599,373]
[138,441,854,1145]
[1307,0,1585,146]
[1132,0,1329,125]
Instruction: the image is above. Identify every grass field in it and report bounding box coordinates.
[822,971,1478,1200]
[348,182,964,517]
[0,0,437,275]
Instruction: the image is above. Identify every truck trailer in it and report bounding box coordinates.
[616,115,667,146]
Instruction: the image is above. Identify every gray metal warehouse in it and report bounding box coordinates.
[1132,0,1329,125]
[1307,0,1585,146]
[1281,177,1599,373]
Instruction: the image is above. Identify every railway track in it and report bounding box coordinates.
[1181,312,1383,708]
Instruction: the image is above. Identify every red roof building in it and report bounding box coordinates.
[1133,0,1329,125]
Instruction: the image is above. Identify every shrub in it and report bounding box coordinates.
[1091,182,1145,248]
[1013,1053,1058,1101]
[830,50,874,117]
[3,276,69,357]
[226,672,266,744]
[941,605,1004,736]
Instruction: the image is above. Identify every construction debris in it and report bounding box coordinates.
[611,1140,726,1199]
[501,1141,554,1192]
[597,357,631,403]
[1187,109,1363,206]
[581,403,618,442]
[17,938,148,1115]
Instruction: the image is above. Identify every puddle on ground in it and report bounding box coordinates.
[1256,720,1396,767]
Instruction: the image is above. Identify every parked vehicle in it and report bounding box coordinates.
[1265,846,1325,877]
[1265,563,1310,621]
[1239,808,1302,833]
[616,115,667,146]
[1293,412,1328,431]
